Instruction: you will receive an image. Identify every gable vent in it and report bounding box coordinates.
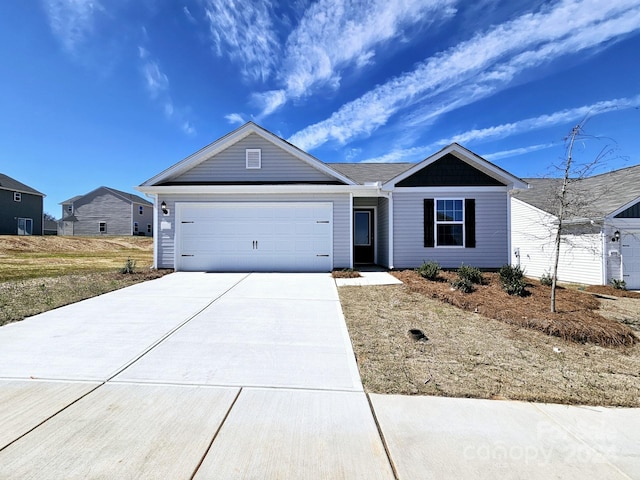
[246,149,261,169]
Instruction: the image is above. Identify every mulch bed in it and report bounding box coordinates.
[331,269,361,278]
[585,285,640,298]
[391,270,638,347]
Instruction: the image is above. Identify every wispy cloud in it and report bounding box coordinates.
[362,94,640,163]
[253,0,457,116]
[43,0,104,53]
[225,113,245,125]
[138,46,196,136]
[289,0,640,151]
[183,6,197,24]
[483,144,556,161]
[203,0,280,82]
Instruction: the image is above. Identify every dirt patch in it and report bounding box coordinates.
[391,270,637,347]
[338,284,640,406]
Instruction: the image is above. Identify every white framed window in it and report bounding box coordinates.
[67,204,73,213]
[134,222,139,234]
[139,205,144,215]
[99,222,107,233]
[435,199,464,247]
[147,224,152,233]
[14,192,21,202]
[246,149,261,169]
[17,218,32,235]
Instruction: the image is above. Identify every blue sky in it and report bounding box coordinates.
[1,0,639,216]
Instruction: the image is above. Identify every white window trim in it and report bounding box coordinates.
[99,221,107,233]
[435,198,465,248]
[139,205,144,215]
[14,192,21,202]
[246,149,261,169]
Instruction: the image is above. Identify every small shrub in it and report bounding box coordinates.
[417,261,441,280]
[499,264,528,296]
[451,277,474,293]
[610,279,627,290]
[120,257,137,274]
[457,264,483,284]
[540,272,553,286]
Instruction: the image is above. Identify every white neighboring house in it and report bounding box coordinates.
[511,166,640,290]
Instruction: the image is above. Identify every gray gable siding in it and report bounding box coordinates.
[393,190,509,269]
[155,193,351,270]
[72,190,132,236]
[172,134,338,184]
[0,189,43,235]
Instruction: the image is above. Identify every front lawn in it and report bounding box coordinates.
[338,271,640,407]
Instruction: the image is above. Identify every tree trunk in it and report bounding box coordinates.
[551,125,579,313]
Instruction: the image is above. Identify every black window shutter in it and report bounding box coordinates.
[424,199,434,247]
[465,198,476,248]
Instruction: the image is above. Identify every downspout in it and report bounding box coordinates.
[349,192,354,269]
[506,190,512,266]
[388,191,394,270]
[145,193,159,269]
[601,227,607,286]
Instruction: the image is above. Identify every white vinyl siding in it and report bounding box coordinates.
[393,190,508,268]
[511,198,603,284]
[156,193,351,270]
[173,134,337,183]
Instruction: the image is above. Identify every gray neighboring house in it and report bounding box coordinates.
[511,165,640,290]
[0,173,44,235]
[59,186,154,236]
[137,122,526,272]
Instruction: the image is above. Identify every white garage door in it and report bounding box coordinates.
[176,202,333,272]
[621,230,640,290]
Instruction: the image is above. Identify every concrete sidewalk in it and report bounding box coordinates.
[0,272,637,479]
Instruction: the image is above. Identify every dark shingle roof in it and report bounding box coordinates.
[512,164,640,219]
[0,173,44,196]
[328,163,414,184]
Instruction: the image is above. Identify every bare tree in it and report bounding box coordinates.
[548,120,617,312]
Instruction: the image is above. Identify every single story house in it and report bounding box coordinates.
[0,173,44,235]
[59,186,154,236]
[137,122,526,272]
[511,165,640,290]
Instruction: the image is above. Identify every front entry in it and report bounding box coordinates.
[353,209,374,264]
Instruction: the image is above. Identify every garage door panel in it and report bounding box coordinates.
[176,203,333,272]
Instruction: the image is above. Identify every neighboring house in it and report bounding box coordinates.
[137,122,526,272]
[511,165,640,290]
[0,173,44,235]
[59,186,154,236]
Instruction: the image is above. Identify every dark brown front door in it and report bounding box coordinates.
[353,209,374,264]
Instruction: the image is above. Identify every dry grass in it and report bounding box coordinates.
[0,235,154,281]
[392,270,637,347]
[338,284,640,406]
[0,235,167,325]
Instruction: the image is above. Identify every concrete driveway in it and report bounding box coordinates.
[0,273,393,479]
[0,272,638,479]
